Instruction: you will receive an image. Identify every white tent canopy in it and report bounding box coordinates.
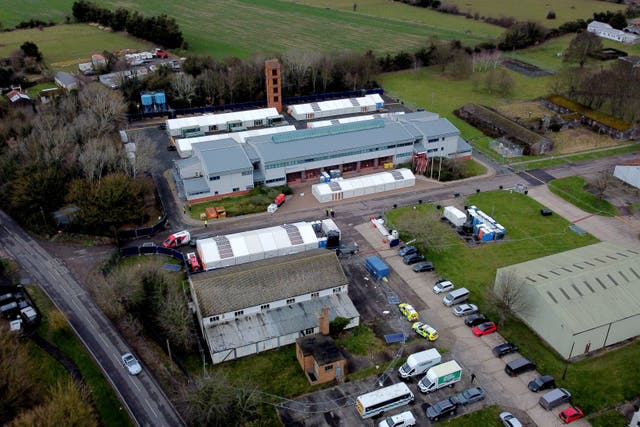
[287,94,384,121]
[312,169,415,203]
[196,222,319,270]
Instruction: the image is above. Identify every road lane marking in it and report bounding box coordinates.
[130,376,141,392]
[145,398,159,417]
[100,335,109,346]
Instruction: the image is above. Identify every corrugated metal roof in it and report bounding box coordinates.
[183,177,209,195]
[166,108,279,131]
[498,242,640,334]
[204,293,359,352]
[192,249,348,316]
[194,139,253,174]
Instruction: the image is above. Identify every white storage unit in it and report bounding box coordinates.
[175,125,296,158]
[307,112,404,128]
[443,206,467,227]
[614,164,640,189]
[196,222,319,270]
[288,94,385,121]
[166,107,281,137]
[311,169,415,203]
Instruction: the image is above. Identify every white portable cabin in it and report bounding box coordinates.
[175,125,296,158]
[196,221,319,271]
[166,107,280,137]
[443,206,467,227]
[312,169,415,203]
[288,94,384,121]
[307,112,404,128]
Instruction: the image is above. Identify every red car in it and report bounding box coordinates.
[472,321,497,336]
[559,406,584,424]
[187,252,200,272]
[154,49,169,58]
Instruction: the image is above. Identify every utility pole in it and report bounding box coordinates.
[437,156,443,181]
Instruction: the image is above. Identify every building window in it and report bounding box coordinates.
[286,298,295,304]
[232,187,239,192]
[210,316,219,322]
[333,287,342,293]
[254,120,263,126]
[210,176,220,181]
[305,328,314,335]
[272,78,278,85]
[273,87,278,94]
[325,364,333,371]
[274,96,279,102]
[242,170,252,176]
[311,292,319,298]
[428,138,439,143]
[260,304,270,310]
[234,310,244,317]
[214,191,219,195]
[272,69,277,76]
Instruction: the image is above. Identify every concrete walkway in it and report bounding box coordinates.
[355,222,590,427]
[527,186,640,246]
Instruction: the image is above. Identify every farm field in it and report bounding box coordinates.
[443,0,624,25]
[0,24,151,70]
[0,0,501,58]
[378,66,553,140]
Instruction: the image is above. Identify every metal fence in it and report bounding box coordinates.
[489,138,524,158]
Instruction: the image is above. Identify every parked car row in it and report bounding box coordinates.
[397,245,435,271]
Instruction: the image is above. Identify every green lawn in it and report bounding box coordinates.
[335,323,386,355]
[441,405,503,427]
[442,0,623,25]
[0,0,502,58]
[548,176,618,216]
[378,67,553,140]
[590,410,629,427]
[0,24,151,70]
[27,285,133,427]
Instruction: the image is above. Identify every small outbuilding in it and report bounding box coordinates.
[54,72,79,91]
[496,242,640,360]
[296,307,347,384]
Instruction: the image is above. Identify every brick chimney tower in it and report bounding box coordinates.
[319,306,330,335]
[265,59,282,113]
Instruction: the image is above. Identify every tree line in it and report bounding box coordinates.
[72,0,184,48]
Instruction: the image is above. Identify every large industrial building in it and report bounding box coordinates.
[495,242,640,359]
[189,249,360,364]
[174,111,471,203]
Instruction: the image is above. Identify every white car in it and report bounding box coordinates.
[121,353,142,375]
[453,303,478,317]
[499,411,523,427]
[433,280,454,294]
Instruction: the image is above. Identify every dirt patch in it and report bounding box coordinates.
[549,128,622,154]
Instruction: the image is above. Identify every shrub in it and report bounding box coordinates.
[547,11,556,20]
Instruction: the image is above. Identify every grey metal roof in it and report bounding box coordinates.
[175,156,200,169]
[183,177,209,195]
[204,293,359,352]
[194,138,253,175]
[410,118,460,137]
[456,137,472,153]
[191,249,348,317]
[498,242,640,334]
[243,143,261,162]
[55,72,77,86]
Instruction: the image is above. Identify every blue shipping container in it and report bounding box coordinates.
[365,256,390,280]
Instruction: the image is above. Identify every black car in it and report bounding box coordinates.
[464,313,488,327]
[528,375,556,392]
[426,397,457,421]
[403,253,425,265]
[492,342,519,358]
[412,261,435,272]
[398,245,418,257]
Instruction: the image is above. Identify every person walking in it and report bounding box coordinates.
[204,219,208,228]
[470,373,476,383]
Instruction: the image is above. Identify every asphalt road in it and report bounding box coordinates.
[0,210,184,427]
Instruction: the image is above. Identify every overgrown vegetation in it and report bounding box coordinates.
[589,410,629,427]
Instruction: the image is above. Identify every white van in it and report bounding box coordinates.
[398,349,441,379]
[443,288,470,306]
[378,410,416,427]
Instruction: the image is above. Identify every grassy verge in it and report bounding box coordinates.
[548,176,618,216]
[441,405,503,427]
[462,158,487,177]
[188,185,290,220]
[590,410,629,427]
[335,323,386,355]
[27,285,133,427]
[511,143,640,171]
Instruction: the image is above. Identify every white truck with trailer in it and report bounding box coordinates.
[418,360,462,393]
[398,349,441,379]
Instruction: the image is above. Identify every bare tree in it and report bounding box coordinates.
[78,137,126,181]
[78,83,127,137]
[170,73,197,107]
[318,54,334,92]
[126,133,155,178]
[589,171,611,200]
[283,49,312,96]
[394,208,454,254]
[488,269,533,326]
[564,31,602,68]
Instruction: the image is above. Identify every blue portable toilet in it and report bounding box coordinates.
[154,91,166,105]
[141,93,153,107]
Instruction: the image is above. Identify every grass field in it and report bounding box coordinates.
[441,405,503,427]
[590,410,629,427]
[0,0,502,58]
[379,67,553,140]
[28,285,133,427]
[0,24,151,70]
[442,0,623,25]
[548,176,618,216]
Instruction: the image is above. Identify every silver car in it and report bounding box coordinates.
[121,353,142,375]
[453,303,478,317]
[499,411,523,427]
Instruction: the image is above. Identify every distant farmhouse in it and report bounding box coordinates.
[189,249,360,364]
[587,21,640,44]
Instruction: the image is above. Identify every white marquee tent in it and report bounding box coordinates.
[287,94,384,121]
[196,222,319,270]
[312,169,415,203]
